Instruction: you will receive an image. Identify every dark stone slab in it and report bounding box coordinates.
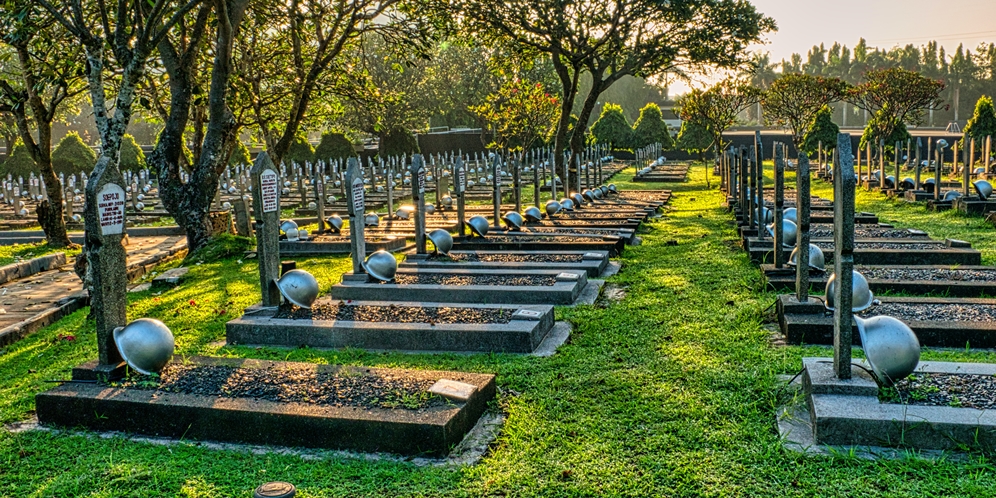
[765,264,996,297]
[401,250,608,278]
[227,300,555,353]
[747,240,981,266]
[779,295,996,348]
[453,236,624,257]
[279,236,407,256]
[151,267,189,289]
[37,356,495,456]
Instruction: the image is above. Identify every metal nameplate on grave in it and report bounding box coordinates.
[350,177,365,216]
[556,272,580,281]
[457,164,466,193]
[97,183,126,236]
[260,169,279,213]
[512,309,543,321]
[417,167,426,194]
[583,252,603,260]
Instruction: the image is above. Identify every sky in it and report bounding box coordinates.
[667,0,996,96]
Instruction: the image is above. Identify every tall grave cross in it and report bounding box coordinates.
[85,154,129,378]
[411,154,428,254]
[455,156,467,237]
[491,154,502,229]
[832,133,856,379]
[345,158,367,273]
[251,152,282,307]
[795,154,811,302]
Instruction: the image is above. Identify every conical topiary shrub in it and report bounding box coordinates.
[51,131,96,175]
[118,134,147,172]
[1,140,38,179]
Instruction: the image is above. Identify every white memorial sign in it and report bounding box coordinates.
[351,177,365,216]
[97,183,126,235]
[260,169,279,213]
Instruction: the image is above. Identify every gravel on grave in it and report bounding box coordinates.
[886,373,996,410]
[808,228,921,239]
[275,302,514,323]
[858,302,996,322]
[393,273,557,286]
[426,253,583,263]
[116,363,445,410]
[471,235,606,243]
[814,241,945,251]
[520,228,621,235]
[862,267,996,282]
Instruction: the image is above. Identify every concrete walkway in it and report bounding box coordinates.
[0,235,188,347]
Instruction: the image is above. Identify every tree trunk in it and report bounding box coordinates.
[551,54,580,195]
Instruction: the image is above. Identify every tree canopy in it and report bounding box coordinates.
[590,103,634,150]
[762,73,849,145]
[632,103,673,150]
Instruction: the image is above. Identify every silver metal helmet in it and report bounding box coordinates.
[427,229,453,254]
[502,211,524,230]
[788,243,825,270]
[582,190,596,202]
[825,270,875,312]
[441,195,453,207]
[364,250,397,282]
[765,219,798,247]
[560,198,575,211]
[524,206,542,222]
[593,187,604,199]
[298,229,309,240]
[900,177,915,190]
[364,213,380,227]
[854,315,921,387]
[274,269,319,309]
[571,193,585,207]
[608,184,617,193]
[885,175,896,189]
[326,214,343,233]
[936,138,949,149]
[783,207,798,224]
[942,190,962,202]
[974,179,993,199]
[113,318,175,375]
[425,203,435,214]
[280,220,300,241]
[395,205,414,220]
[545,200,562,217]
[599,185,609,196]
[467,215,490,237]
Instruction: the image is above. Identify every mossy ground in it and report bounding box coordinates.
[0,163,994,496]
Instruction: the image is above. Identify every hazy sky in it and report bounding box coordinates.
[668,0,996,95]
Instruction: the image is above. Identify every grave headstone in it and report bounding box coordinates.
[773,143,785,268]
[345,158,366,274]
[234,196,251,237]
[251,152,281,307]
[412,155,427,254]
[796,154,811,302]
[492,154,501,229]
[85,155,128,378]
[455,156,467,236]
[833,133,855,379]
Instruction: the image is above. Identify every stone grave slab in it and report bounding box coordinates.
[36,356,495,456]
[453,234,624,257]
[401,250,609,278]
[227,300,556,353]
[279,236,407,256]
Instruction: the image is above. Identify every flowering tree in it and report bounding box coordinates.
[471,79,559,154]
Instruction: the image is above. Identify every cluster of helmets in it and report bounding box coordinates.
[279,220,310,241]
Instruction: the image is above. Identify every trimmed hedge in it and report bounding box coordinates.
[314,132,356,164]
[52,131,96,175]
[1,141,37,179]
[119,134,147,172]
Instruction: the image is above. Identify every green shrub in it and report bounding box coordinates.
[962,95,996,148]
[228,140,251,167]
[1,140,37,178]
[675,121,713,159]
[118,134,147,172]
[801,106,839,156]
[51,131,96,175]
[859,108,911,155]
[631,103,673,150]
[590,103,633,150]
[284,134,315,166]
[314,132,355,164]
[378,127,419,158]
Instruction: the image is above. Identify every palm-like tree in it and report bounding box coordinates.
[746,52,777,125]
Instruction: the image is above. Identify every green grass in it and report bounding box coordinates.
[1,163,995,496]
[0,242,79,267]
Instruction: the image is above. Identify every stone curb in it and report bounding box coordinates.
[0,252,66,286]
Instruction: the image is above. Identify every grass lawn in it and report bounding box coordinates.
[0,242,78,268]
[1,163,995,496]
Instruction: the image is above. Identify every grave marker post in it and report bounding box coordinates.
[878,139,885,189]
[895,140,901,189]
[85,156,129,376]
[455,156,467,237]
[316,177,326,233]
[250,152,281,307]
[915,137,923,190]
[533,153,541,208]
[796,154,811,302]
[966,138,974,197]
[412,154,427,254]
[492,154,501,229]
[773,143,785,268]
[748,146,757,230]
[345,158,366,274]
[934,145,943,201]
[833,133,855,380]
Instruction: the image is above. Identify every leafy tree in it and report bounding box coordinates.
[284,135,315,166]
[228,140,252,167]
[118,134,146,172]
[763,73,850,146]
[470,79,559,153]
[590,104,634,150]
[674,121,713,161]
[0,140,36,178]
[631,103,673,150]
[677,79,760,187]
[801,106,839,156]
[51,132,96,176]
[849,68,943,151]
[379,127,420,157]
[315,133,356,164]
[0,1,86,246]
[859,108,911,153]
[963,95,996,147]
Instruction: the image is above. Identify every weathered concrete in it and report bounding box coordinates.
[401,251,609,278]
